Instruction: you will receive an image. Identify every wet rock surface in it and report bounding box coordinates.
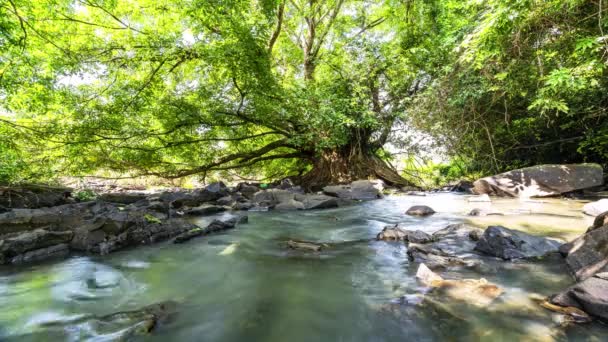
[561,225,608,281]
[173,217,239,244]
[376,225,432,243]
[550,276,608,321]
[474,225,561,260]
[405,205,435,217]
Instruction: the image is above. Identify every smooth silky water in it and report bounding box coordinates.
[0,193,606,341]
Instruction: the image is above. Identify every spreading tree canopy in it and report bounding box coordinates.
[2,0,606,186]
[1,0,437,187]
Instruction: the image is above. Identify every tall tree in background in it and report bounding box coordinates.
[0,0,423,187]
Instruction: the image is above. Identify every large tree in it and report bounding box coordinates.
[0,0,426,188]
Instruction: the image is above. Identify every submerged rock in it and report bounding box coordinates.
[472,164,603,197]
[173,218,238,244]
[474,225,561,260]
[405,205,435,217]
[286,240,325,252]
[415,263,503,307]
[538,298,592,323]
[37,300,178,340]
[550,276,608,321]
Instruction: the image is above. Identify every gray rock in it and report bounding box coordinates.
[232,201,253,211]
[431,224,483,255]
[376,226,432,243]
[215,195,235,206]
[583,199,608,216]
[0,184,72,209]
[0,229,74,264]
[9,243,69,264]
[184,204,227,216]
[407,244,479,270]
[474,225,561,260]
[323,180,384,200]
[405,205,435,217]
[297,194,339,210]
[99,192,148,204]
[274,199,305,211]
[173,218,237,244]
[564,225,608,281]
[472,164,603,197]
[253,189,295,206]
[236,183,259,199]
[550,276,608,321]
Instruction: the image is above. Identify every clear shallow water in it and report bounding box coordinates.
[0,193,606,341]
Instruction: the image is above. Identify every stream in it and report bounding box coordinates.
[0,193,606,341]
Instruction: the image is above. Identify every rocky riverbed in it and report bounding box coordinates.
[1,178,608,341]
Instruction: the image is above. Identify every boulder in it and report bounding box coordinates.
[431,224,483,255]
[0,229,74,264]
[376,226,432,243]
[184,204,227,216]
[583,199,608,217]
[274,199,305,211]
[236,183,259,199]
[0,184,72,209]
[563,225,608,281]
[474,225,561,260]
[323,180,384,200]
[99,192,148,204]
[297,194,339,210]
[252,189,295,207]
[472,164,603,197]
[405,205,435,217]
[215,195,235,206]
[550,276,608,321]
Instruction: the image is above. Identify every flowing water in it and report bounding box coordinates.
[0,193,606,341]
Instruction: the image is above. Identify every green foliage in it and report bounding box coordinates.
[410,0,608,175]
[75,189,97,202]
[0,0,606,186]
[401,156,481,189]
[144,214,162,224]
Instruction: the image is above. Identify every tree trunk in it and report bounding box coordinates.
[299,146,412,191]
